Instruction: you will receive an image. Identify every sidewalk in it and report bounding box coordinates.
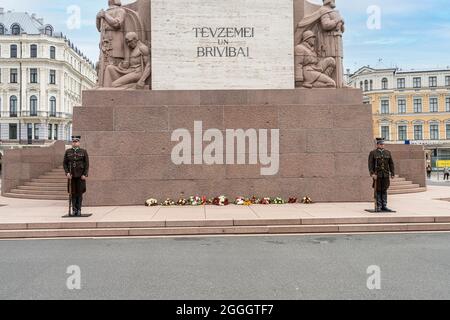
[0,186,449,238]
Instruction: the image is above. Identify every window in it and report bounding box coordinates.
[49,70,56,84]
[10,44,17,58]
[397,78,405,89]
[49,97,56,116]
[429,97,438,112]
[381,100,390,114]
[381,126,390,141]
[446,97,450,112]
[429,76,437,87]
[48,124,53,140]
[370,80,373,91]
[398,125,407,141]
[54,124,58,140]
[446,76,450,87]
[364,80,369,92]
[413,98,422,113]
[360,81,363,90]
[381,78,388,90]
[30,68,38,83]
[447,124,450,140]
[413,77,421,88]
[30,96,38,116]
[0,24,4,35]
[30,44,37,58]
[10,68,18,83]
[430,124,439,140]
[50,46,56,59]
[44,25,53,37]
[9,96,17,117]
[11,24,21,35]
[398,99,406,114]
[34,124,40,140]
[414,125,423,140]
[9,124,18,140]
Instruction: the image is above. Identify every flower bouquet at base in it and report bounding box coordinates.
[145,198,158,207]
[212,195,229,206]
[271,197,285,205]
[161,198,176,206]
[301,196,313,204]
[235,197,251,205]
[176,198,188,206]
[259,197,271,205]
[288,197,298,204]
[188,196,204,206]
[250,196,260,205]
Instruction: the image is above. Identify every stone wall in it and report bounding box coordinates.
[74,88,376,206]
[1,141,66,195]
[387,144,427,187]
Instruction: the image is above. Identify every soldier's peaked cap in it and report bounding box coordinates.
[376,138,385,145]
[71,136,81,141]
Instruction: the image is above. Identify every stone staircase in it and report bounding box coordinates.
[389,175,427,195]
[4,167,68,200]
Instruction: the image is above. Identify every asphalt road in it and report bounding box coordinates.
[0,233,449,300]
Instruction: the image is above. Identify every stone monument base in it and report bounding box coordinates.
[73,89,374,206]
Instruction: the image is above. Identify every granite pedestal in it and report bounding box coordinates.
[73,89,374,206]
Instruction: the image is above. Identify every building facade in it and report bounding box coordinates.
[0,8,96,150]
[349,66,450,168]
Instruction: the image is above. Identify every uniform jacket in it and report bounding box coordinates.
[368,148,395,178]
[63,148,89,178]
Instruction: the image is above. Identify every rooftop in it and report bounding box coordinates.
[0,8,94,68]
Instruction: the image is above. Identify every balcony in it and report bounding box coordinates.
[0,111,72,119]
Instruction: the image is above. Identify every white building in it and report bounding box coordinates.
[0,8,96,149]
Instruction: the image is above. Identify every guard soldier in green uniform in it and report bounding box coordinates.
[368,138,395,212]
[63,136,89,216]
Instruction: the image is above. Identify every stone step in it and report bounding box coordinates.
[41,173,65,177]
[3,193,68,201]
[10,189,68,196]
[390,181,413,186]
[31,178,67,184]
[17,185,66,192]
[389,187,427,195]
[1,222,449,239]
[391,177,406,182]
[390,184,421,190]
[24,182,66,187]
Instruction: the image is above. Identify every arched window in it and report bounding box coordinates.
[0,24,5,35]
[44,25,53,37]
[382,78,388,90]
[10,44,17,58]
[30,44,37,58]
[49,97,56,116]
[11,24,21,35]
[30,96,38,116]
[10,96,18,117]
[364,80,369,92]
[360,81,363,89]
[370,80,373,91]
[50,46,56,59]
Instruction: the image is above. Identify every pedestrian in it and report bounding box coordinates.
[368,138,395,213]
[426,165,432,179]
[63,136,89,216]
[444,167,450,181]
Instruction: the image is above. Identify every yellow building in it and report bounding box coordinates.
[349,67,450,168]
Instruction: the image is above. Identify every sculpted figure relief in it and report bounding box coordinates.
[295,0,345,88]
[96,0,150,89]
[104,32,151,89]
[295,31,335,88]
